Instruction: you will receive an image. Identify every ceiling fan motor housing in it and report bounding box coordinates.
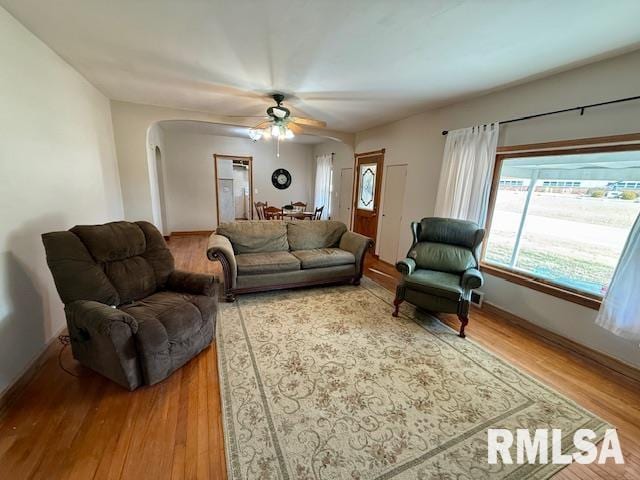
[267,93,290,121]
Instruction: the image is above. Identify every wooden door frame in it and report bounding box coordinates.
[213,154,254,225]
[351,148,385,232]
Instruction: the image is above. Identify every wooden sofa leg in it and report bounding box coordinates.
[352,276,361,286]
[458,314,469,338]
[225,292,236,303]
[392,297,403,317]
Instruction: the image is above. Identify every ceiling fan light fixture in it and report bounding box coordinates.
[248,128,262,141]
[247,94,323,145]
[272,107,288,119]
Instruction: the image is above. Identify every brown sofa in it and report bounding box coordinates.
[42,221,217,390]
[207,220,372,301]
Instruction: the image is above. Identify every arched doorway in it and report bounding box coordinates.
[154,146,169,234]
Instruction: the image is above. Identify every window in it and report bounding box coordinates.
[484,144,640,302]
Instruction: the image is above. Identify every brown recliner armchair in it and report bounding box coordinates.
[42,221,217,390]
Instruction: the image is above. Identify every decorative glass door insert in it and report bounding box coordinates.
[357,163,377,211]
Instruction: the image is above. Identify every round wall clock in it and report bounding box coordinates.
[271,168,292,189]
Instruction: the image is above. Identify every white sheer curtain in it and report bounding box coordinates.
[314,153,332,219]
[596,213,640,340]
[434,123,499,226]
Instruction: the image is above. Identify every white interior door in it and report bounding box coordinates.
[218,179,235,223]
[232,165,249,219]
[379,164,407,264]
[338,168,354,226]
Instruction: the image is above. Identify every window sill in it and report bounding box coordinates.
[480,262,603,310]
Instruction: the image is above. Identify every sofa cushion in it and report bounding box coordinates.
[121,291,211,343]
[41,231,120,305]
[72,221,146,262]
[417,217,484,250]
[291,248,355,269]
[69,220,174,305]
[121,291,216,384]
[286,220,347,250]
[236,251,301,275]
[216,221,289,254]
[104,256,158,304]
[410,242,476,273]
[404,269,463,301]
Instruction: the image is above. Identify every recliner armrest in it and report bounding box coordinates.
[461,268,483,291]
[167,270,218,297]
[64,300,142,390]
[66,300,138,336]
[396,258,416,276]
[206,234,237,291]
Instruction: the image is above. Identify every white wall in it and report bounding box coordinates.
[160,129,315,232]
[110,101,354,225]
[356,115,441,258]
[355,49,640,368]
[313,140,355,224]
[0,7,123,394]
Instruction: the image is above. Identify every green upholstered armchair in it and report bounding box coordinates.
[392,217,485,338]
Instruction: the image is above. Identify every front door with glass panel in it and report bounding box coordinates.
[353,150,384,242]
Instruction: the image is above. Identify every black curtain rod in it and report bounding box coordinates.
[441,95,640,135]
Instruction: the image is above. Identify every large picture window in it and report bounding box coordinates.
[483,144,640,302]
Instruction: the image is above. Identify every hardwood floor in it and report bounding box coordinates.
[0,234,638,479]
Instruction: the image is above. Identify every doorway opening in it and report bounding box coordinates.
[214,154,253,224]
[154,146,169,234]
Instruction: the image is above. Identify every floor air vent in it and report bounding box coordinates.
[470,290,484,307]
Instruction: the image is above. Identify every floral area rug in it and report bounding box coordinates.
[217,278,608,479]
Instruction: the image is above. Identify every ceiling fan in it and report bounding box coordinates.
[247,93,327,142]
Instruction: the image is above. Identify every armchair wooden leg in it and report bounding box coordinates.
[458,314,469,338]
[392,297,404,317]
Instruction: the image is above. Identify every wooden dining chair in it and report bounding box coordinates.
[255,201,268,220]
[263,206,284,220]
[313,206,324,220]
[291,201,307,210]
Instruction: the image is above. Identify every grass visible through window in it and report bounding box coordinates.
[484,149,640,297]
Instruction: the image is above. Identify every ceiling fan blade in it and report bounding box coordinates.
[224,115,269,119]
[290,117,326,128]
[253,120,272,129]
[287,122,303,134]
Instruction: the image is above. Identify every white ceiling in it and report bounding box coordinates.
[159,120,327,144]
[3,0,640,132]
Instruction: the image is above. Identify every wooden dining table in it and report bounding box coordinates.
[281,210,315,220]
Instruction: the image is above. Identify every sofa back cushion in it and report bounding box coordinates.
[417,217,484,250]
[286,220,347,251]
[43,221,174,306]
[70,221,174,305]
[42,231,121,306]
[216,221,289,254]
[410,242,476,274]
